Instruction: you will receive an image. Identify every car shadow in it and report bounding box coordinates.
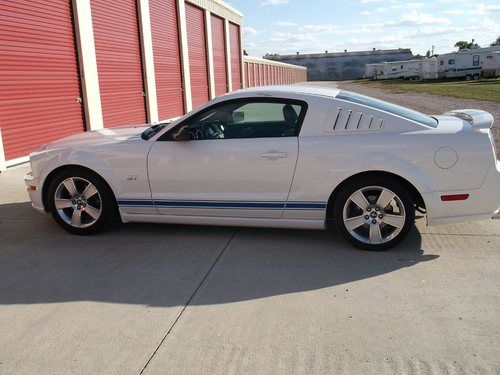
[0,202,438,307]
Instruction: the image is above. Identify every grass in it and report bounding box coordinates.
[359,77,500,103]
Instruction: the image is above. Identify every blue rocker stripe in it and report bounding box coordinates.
[117,200,327,210]
[286,202,327,209]
[155,201,285,209]
[117,200,155,206]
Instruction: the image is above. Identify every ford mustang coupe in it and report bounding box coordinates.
[25,86,500,250]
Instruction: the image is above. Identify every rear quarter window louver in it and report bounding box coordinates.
[329,107,383,132]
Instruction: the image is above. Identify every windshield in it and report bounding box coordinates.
[336,91,438,128]
[141,121,172,140]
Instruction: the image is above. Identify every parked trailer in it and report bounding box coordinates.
[364,63,376,79]
[378,58,438,80]
[364,63,382,79]
[437,46,500,80]
[482,51,500,78]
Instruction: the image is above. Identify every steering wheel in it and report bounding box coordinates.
[205,123,223,139]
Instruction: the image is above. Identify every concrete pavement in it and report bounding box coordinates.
[1,164,499,374]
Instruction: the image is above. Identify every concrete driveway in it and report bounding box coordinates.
[1,165,499,374]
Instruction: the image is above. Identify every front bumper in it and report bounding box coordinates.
[24,171,45,213]
[494,210,500,220]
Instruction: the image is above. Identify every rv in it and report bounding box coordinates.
[364,63,385,79]
[377,58,437,80]
[482,51,500,78]
[437,46,500,80]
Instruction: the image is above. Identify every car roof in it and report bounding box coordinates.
[225,85,342,99]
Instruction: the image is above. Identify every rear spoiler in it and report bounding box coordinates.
[443,109,494,129]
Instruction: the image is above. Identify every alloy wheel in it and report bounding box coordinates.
[54,177,102,228]
[342,186,406,245]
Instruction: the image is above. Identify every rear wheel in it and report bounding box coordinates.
[465,74,472,81]
[47,168,116,235]
[333,177,415,251]
[473,73,480,80]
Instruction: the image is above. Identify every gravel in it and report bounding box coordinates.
[305,81,500,158]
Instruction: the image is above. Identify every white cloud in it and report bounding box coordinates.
[473,3,500,15]
[276,21,297,27]
[443,9,465,15]
[243,27,260,36]
[299,24,338,32]
[362,2,425,15]
[260,0,288,5]
[363,11,450,28]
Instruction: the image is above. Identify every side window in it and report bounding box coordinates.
[473,55,480,66]
[174,100,306,140]
[440,60,444,66]
[448,59,455,65]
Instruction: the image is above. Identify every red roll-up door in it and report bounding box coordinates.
[244,62,248,88]
[0,0,84,160]
[248,63,254,87]
[150,0,184,119]
[211,14,227,96]
[229,22,241,90]
[185,3,209,108]
[91,0,146,127]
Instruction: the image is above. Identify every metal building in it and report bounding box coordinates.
[0,0,306,170]
[265,49,413,81]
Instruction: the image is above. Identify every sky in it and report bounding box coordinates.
[225,0,500,57]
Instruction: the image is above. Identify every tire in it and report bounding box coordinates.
[46,167,117,235]
[473,74,480,80]
[333,176,415,251]
[465,74,472,81]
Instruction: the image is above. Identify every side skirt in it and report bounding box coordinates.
[120,211,326,230]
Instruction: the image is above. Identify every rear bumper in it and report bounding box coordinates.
[424,162,500,225]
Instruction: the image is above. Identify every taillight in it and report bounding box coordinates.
[441,194,469,201]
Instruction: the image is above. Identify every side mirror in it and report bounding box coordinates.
[171,125,191,141]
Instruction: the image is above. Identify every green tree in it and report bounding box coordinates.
[455,39,480,51]
[491,36,500,46]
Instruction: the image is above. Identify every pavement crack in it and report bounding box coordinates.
[420,232,500,238]
[138,229,238,375]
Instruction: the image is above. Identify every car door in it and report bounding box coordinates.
[147,98,307,218]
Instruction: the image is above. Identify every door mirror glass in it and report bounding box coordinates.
[172,125,191,141]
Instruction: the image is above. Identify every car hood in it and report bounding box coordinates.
[37,124,150,152]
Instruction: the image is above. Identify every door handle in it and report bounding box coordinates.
[260,151,290,159]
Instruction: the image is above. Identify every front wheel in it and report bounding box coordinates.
[333,177,415,251]
[47,168,116,235]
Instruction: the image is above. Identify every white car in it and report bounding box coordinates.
[25,86,500,250]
